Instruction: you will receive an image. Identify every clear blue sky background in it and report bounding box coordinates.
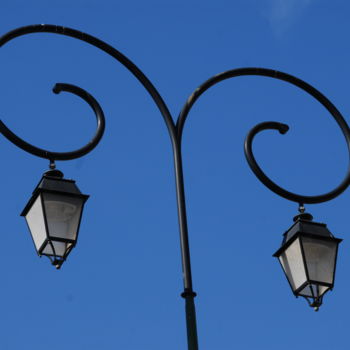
[0,1,350,349]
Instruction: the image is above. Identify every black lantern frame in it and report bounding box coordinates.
[274,213,342,310]
[21,170,89,269]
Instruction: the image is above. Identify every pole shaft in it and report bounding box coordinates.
[185,296,199,350]
[173,142,199,350]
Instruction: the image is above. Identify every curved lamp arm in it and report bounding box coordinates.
[0,24,177,145]
[177,67,350,205]
[0,83,105,161]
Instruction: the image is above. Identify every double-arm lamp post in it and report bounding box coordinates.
[1,25,350,350]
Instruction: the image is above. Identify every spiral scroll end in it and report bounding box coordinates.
[278,123,289,135]
[52,83,62,95]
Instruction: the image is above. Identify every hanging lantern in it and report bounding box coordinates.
[273,213,342,311]
[21,169,89,269]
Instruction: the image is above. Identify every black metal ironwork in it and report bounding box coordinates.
[273,212,342,311]
[2,25,350,350]
[177,68,350,206]
[21,168,89,269]
[0,82,105,162]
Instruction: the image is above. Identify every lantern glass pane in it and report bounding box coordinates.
[299,285,313,297]
[301,236,338,285]
[279,238,307,291]
[318,285,330,296]
[25,195,47,251]
[42,192,84,241]
[299,284,330,298]
[42,241,73,258]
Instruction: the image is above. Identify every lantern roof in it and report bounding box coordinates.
[21,169,89,217]
[274,213,342,258]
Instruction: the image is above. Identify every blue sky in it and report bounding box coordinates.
[1,1,350,349]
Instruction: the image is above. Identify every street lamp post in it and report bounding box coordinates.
[1,24,350,350]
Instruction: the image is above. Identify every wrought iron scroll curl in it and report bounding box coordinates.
[0,24,177,144]
[0,23,177,166]
[0,82,105,162]
[177,68,350,205]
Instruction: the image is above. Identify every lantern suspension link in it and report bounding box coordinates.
[177,67,350,205]
[0,82,106,161]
